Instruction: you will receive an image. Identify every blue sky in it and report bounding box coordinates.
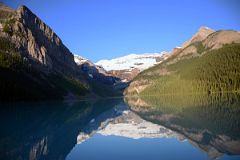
[3,0,240,62]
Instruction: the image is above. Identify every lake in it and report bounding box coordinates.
[0,94,240,160]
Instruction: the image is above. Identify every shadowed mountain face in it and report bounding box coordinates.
[125,94,240,159]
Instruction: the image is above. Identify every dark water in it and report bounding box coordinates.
[0,94,240,160]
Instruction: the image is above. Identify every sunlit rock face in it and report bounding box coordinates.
[0,4,78,74]
[182,26,215,48]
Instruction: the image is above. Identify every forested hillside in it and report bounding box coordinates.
[125,43,240,96]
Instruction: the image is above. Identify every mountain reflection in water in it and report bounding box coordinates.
[0,94,240,160]
[125,94,240,159]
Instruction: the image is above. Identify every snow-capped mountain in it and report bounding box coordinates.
[96,52,169,71]
[95,52,169,81]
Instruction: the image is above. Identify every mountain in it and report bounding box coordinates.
[2,4,77,73]
[0,3,14,21]
[0,3,122,101]
[74,55,120,85]
[74,55,128,95]
[96,52,169,81]
[124,27,240,96]
[181,26,215,48]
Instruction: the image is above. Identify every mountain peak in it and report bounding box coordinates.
[182,26,215,48]
[198,26,214,32]
[16,5,36,19]
[197,26,215,36]
[17,5,28,11]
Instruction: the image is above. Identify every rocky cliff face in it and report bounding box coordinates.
[203,30,240,49]
[74,55,121,85]
[1,5,77,74]
[182,26,215,48]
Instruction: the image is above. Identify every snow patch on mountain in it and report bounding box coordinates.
[74,55,88,65]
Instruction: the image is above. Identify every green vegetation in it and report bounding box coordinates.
[192,41,207,54]
[133,43,240,96]
[89,81,121,97]
[0,37,89,101]
[0,38,27,70]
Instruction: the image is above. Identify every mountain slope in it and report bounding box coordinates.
[125,28,240,96]
[74,55,119,85]
[74,55,126,96]
[0,37,89,101]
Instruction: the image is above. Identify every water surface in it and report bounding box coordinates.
[0,94,240,160]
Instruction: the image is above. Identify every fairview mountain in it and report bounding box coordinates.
[124,27,240,96]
